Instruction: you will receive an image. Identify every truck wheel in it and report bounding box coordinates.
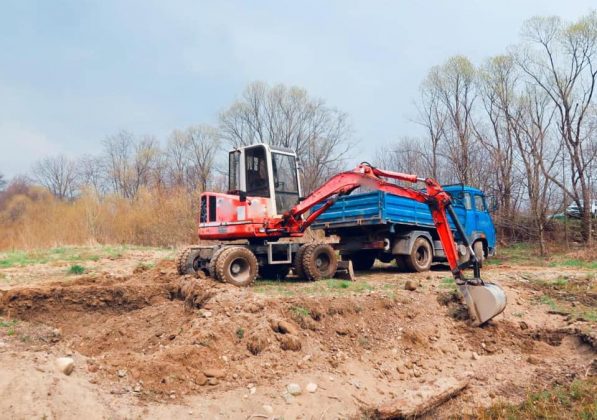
[473,241,485,269]
[405,237,433,272]
[215,246,258,287]
[342,252,376,271]
[301,243,338,281]
[259,265,290,280]
[293,244,310,279]
[208,246,230,279]
[175,247,203,275]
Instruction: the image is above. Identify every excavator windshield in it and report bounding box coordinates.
[272,152,299,212]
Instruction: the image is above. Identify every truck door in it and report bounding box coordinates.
[473,194,495,248]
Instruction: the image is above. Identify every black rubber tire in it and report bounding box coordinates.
[342,252,376,271]
[175,247,202,275]
[215,246,258,287]
[301,243,338,281]
[395,255,408,272]
[293,244,310,279]
[259,265,290,280]
[404,237,433,272]
[473,241,485,269]
[208,246,230,279]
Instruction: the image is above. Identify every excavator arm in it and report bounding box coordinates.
[280,163,507,325]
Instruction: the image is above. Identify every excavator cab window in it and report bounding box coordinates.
[245,146,270,198]
[272,152,299,213]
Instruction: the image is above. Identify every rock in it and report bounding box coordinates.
[306,382,318,393]
[527,356,541,365]
[208,377,219,386]
[286,383,302,396]
[204,368,226,378]
[117,369,127,378]
[133,383,142,392]
[86,363,98,373]
[56,357,75,376]
[202,310,213,318]
[519,321,529,330]
[196,374,208,386]
[404,280,418,291]
[249,386,256,395]
[262,405,273,414]
[277,320,299,335]
[278,335,302,351]
[472,352,480,361]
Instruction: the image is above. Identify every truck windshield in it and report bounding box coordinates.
[272,152,299,213]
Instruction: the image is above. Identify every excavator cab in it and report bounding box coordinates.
[228,144,302,216]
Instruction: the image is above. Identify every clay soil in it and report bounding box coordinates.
[0,249,595,419]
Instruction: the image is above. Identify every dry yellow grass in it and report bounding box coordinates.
[0,187,197,249]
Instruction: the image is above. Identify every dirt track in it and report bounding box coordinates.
[0,252,595,419]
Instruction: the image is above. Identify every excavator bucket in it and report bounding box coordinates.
[458,282,507,326]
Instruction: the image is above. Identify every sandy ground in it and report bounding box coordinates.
[0,249,595,419]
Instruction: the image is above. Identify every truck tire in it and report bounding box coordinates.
[473,241,485,269]
[405,237,433,272]
[259,264,290,280]
[208,246,230,279]
[342,252,376,271]
[301,243,338,281]
[175,247,202,275]
[293,244,310,279]
[215,246,258,287]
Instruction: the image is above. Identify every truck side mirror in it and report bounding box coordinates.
[239,191,247,202]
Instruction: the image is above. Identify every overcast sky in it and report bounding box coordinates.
[0,0,594,177]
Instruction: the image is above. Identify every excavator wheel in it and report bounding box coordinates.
[208,246,231,280]
[259,264,290,280]
[215,246,258,287]
[293,244,310,279]
[301,243,338,281]
[175,247,203,275]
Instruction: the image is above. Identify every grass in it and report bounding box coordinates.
[0,245,169,269]
[67,264,86,275]
[235,327,245,340]
[477,378,597,419]
[1,319,17,337]
[290,305,310,318]
[487,242,597,270]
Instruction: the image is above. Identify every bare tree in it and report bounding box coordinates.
[424,56,478,184]
[476,55,522,239]
[0,173,6,192]
[32,155,79,200]
[103,131,160,199]
[516,12,597,243]
[77,155,106,195]
[219,81,351,193]
[416,81,448,179]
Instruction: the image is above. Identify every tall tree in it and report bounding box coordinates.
[32,155,79,200]
[516,12,597,243]
[0,173,6,191]
[219,81,351,193]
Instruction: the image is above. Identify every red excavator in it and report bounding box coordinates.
[176,143,506,325]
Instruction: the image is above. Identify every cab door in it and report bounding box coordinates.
[473,194,495,247]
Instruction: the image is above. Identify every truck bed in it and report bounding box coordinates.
[310,190,465,231]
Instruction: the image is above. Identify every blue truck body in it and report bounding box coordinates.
[311,185,496,271]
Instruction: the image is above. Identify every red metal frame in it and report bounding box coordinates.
[199,163,464,279]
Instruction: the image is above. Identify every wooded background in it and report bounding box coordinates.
[0,12,595,252]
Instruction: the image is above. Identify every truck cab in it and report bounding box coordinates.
[310,184,496,272]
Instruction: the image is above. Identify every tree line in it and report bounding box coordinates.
[376,12,596,251]
[0,12,594,252]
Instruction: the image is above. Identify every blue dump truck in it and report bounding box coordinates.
[311,184,496,272]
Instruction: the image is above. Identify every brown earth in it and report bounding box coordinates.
[0,254,595,419]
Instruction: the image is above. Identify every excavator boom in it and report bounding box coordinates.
[279,163,507,325]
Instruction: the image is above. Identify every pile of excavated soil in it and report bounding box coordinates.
[1,260,595,416]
